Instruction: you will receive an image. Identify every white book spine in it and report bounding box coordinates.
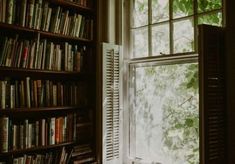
[45,8,52,31]
[28,123,32,148]
[50,117,55,145]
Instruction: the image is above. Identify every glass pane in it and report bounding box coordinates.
[173,0,193,18]
[173,18,194,53]
[198,0,222,13]
[132,28,148,58]
[130,63,199,163]
[133,0,148,27]
[152,0,169,23]
[198,12,222,26]
[152,23,170,56]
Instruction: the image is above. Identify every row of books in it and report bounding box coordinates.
[13,147,72,164]
[0,35,85,72]
[0,114,76,153]
[64,0,91,7]
[0,0,94,39]
[0,78,87,109]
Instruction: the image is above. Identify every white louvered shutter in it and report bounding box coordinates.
[102,43,121,164]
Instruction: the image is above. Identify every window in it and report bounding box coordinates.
[124,0,223,163]
[131,0,223,58]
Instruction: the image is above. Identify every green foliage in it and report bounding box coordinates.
[198,0,222,12]
[173,0,193,16]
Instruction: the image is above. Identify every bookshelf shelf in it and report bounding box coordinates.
[0,66,95,80]
[0,142,75,157]
[0,23,94,44]
[0,106,87,114]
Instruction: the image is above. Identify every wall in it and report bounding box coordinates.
[96,0,122,163]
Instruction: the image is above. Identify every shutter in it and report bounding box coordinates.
[198,25,227,164]
[102,43,121,164]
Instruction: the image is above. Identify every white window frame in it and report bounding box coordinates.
[122,0,225,163]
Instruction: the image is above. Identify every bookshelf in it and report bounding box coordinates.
[0,0,97,163]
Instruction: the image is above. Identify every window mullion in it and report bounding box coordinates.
[169,0,173,54]
[148,0,152,57]
[194,0,198,53]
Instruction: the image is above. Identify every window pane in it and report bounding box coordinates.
[130,63,199,163]
[173,0,193,18]
[152,0,169,23]
[152,23,170,56]
[198,12,222,26]
[132,28,148,58]
[198,0,222,13]
[173,18,194,53]
[133,0,148,27]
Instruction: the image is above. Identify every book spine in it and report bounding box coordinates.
[10,84,15,109]
[49,117,55,145]
[24,119,29,148]
[41,119,45,146]
[28,0,35,28]
[26,77,31,108]
[0,117,9,152]
[28,123,32,148]
[20,80,25,107]
[12,124,17,150]
[52,85,57,106]
[6,0,14,24]
[1,81,6,109]
[19,124,24,149]
[20,0,27,27]
[55,118,60,144]
[35,121,39,146]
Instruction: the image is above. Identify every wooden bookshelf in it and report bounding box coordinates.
[0,0,97,163]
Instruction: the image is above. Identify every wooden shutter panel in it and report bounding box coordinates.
[102,43,121,164]
[199,25,227,164]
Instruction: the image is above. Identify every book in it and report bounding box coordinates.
[27,0,35,28]
[20,0,27,27]
[0,81,6,109]
[24,119,29,148]
[26,77,31,108]
[10,84,15,109]
[1,0,6,23]
[0,117,9,152]
[6,0,14,24]
[49,117,55,145]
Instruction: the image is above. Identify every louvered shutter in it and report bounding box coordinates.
[102,43,121,164]
[198,25,227,164]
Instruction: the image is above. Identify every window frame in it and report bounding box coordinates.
[122,0,225,164]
